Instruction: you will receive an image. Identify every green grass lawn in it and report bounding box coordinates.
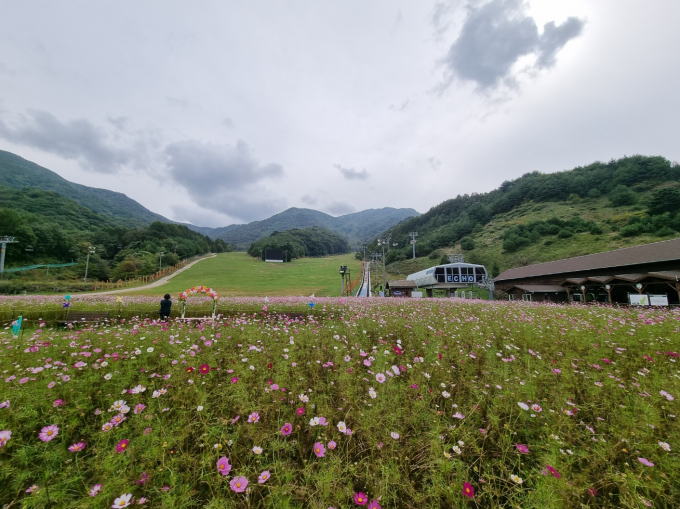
[129,252,362,298]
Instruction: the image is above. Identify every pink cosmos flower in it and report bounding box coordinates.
[134,404,146,414]
[354,492,368,505]
[230,476,248,493]
[328,440,337,449]
[116,439,130,453]
[89,484,102,497]
[588,487,597,496]
[516,444,529,454]
[102,422,113,432]
[231,415,240,424]
[552,368,561,374]
[53,399,65,407]
[376,373,386,383]
[390,432,400,440]
[313,442,326,457]
[136,472,150,485]
[367,501,382,509]
[258,470,270,484]
[217,457,231,475]
[248,412,260,423]
[638,457,654,467]
[39,424,59,442]
[68,441,86,452]
[0,430,12,448]
[230,377,239,384]
[545,465,561,478]
[531,404,542,412]
[281,423,292,436]
[462,482,474,498]
[143,427,152,435]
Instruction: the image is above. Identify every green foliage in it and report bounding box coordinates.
[608,185,638,206]
[247,227,349,260]
[557,229,573,239]
[459,236,475,251]
[648,186,680,216]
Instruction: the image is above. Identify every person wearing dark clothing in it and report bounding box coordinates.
[159,294,172,320]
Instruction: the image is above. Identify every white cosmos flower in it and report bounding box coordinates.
[659,441,671,451]
[442,391,451,398]
[146,347,154,353]
[104,374,112,380]
[252,446,263,454]
[309,417,320,426]
[134,349,141,355]
[452,446,462,454]
[100,361,108,367]
[337,421,347,433]
[517,402,530,411]
[197,406,203,412]
[112,493,134,507]
[369,388,377,399]
[299,394,309,403]
[511,475,523,484]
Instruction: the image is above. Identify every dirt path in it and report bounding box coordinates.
[77,255,216,296]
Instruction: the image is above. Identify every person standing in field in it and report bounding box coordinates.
[159,294,172,320]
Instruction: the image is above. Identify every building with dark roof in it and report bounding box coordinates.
[495,238,680,304]
[385,280,416,297]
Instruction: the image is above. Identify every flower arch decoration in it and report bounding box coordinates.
[178,286,220,319]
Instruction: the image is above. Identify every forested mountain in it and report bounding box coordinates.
[374,155,680,276]
[0,150,170,226]
[0,186,232,283]
[219,207,419,248]
[246,227,350,261]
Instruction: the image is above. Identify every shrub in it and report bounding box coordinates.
[608,185,638,206]
[557,229,573,238]
[648,187,680,216]
[459,236,475,251]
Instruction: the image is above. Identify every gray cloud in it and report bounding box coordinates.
[443,0,584,89]
[427,156,441,171]
[334,163,369,181]
[165,139,286,222]
[324,200,356,216]
[300,194,318,206]
[0,110,131,173]
[389,99,410,111]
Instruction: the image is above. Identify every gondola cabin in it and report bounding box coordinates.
[407,262,488,297]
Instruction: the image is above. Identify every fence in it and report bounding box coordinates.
[91,256,197,291]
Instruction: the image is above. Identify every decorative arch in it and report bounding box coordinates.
[179,286,220,319]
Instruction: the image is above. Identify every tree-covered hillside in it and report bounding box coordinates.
[247,227,350,261]
[0,187,233,283]
[0,150,170,226]
[375,155,680,274]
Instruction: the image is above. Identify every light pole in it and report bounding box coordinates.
[378,239,387,294]
[84,247,96,283]
[409,232,418,259]
[159,252,164,270]
[339,265,347,296]
[0,236,19,277]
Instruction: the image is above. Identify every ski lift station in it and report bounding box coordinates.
[407,257,489,298]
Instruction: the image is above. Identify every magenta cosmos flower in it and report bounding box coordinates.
[230,376,239,384]
[354,492,368,505]
[68,441,86,452]
[217,457,231,475]
[515,444,530,454]
[296,407,306,415]
[313,442,326,457]
[545,465,561,478]
[281,423,292,436]
[462,482,474,498]
[116,439,130,453]
[39,424,59,442]
[230,476,248,493]
[367,501,382,509]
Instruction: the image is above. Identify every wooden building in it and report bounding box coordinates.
[386,280,416,297]
[495,238,680,304]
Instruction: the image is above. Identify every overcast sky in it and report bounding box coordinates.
[1,1,678,227]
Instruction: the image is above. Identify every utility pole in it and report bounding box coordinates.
[159,251,164,270]
[378,239,388,294]
[409,232,418,259]
[0,237,19,277]
[84,246,96,283]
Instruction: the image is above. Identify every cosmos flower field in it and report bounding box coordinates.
[1,297,678,508]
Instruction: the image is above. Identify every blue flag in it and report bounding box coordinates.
[11,316,22,336]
